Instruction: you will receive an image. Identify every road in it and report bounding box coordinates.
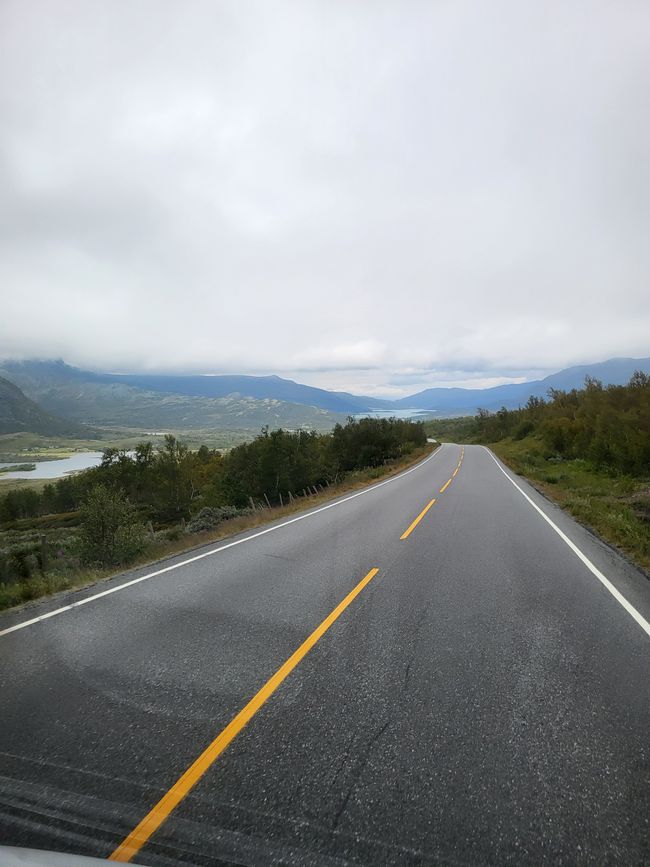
[0,444,648,866]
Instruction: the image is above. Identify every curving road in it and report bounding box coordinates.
[0,443,648,865]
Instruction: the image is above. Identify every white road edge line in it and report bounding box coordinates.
[484,447,650,638]
[0,444,447,639]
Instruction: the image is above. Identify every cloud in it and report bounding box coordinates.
[1,0,649,395]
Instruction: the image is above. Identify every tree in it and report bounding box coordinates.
[154,434,196,519]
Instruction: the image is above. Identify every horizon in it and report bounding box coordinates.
[3,353,648,401]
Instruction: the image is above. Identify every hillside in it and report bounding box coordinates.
[2,357,649,426]
[93,372,394,413]
[0,376,81,436]
[396,357,650,413]
[0,362,343,431]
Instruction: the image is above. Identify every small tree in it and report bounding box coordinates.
[80,485,146,567]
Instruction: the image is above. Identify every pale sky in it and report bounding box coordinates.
[1,1,648,397]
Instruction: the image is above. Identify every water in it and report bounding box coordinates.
[351,409,436,420]
[0,452,105,480]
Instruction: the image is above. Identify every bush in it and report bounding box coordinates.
[470,372,650,476]
[79,485,147,567]
[513,420,535,440]
[186,505,251,533]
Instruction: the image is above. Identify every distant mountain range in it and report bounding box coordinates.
[0,356,648,435]
[89,371,395,413]
[393,357,650,413]
[0,361,344,433]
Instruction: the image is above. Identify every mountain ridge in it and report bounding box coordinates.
[1,357,648,432]
[91,370,395,413]
[0,361,344,432]
[396,357,650,412]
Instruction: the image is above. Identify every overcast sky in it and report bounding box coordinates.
[1,1,648,397]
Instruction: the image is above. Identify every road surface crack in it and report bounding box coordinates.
[331,719,391,831]
[263,552,297,563]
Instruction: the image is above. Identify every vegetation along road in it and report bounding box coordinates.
[0,443,648,865]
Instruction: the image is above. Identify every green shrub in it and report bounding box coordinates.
[186,505,251,533]
[513,420,535,440]
[79,485,147,567]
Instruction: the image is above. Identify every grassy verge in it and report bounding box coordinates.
[0,443,437,613]
[490,436,650,573]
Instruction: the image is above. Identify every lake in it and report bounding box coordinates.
[0,452,105,480]
[352,409,436,420]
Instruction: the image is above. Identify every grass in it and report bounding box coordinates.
[0,569,103,611]
[0,477,54,494]
[424,416,477,442]
[0,428,253,463]
[0,444,437,613]
[0,463,36,474]
[489,436,650,573]
[0,431,107,462]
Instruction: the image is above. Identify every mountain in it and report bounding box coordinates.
[2,356,647,430]
[91,372,395,413]
[0,361,344,431]
[0,375,81,436]
[396,357,650,413]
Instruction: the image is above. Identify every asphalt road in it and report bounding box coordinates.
[0,444,648,866]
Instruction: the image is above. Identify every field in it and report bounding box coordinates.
[0,427,254,460]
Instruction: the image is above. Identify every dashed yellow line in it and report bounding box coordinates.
[399,498,437,540]
[401,446,464,540]
[111,444,470,860]
[109,567,381,862]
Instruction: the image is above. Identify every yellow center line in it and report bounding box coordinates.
[452,468,459,477]
[439,478,452,493]
[109,566,381,863]
[399,498,436,540]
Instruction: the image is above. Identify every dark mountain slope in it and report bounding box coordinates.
[0,376,81,435]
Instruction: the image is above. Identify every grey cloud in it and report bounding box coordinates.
[1,0,649,395]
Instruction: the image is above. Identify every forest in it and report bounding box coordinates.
[432,372,650,475]
[0,417,427,601]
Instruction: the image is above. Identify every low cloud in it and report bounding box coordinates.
[1,1,648,395]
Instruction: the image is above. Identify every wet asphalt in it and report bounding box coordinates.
[0,444,648,866]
